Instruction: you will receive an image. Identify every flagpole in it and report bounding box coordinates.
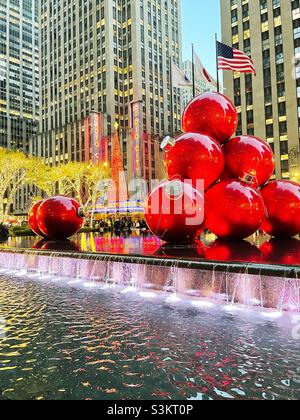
[169,57,175,135]
[215,33,220,93]
[192,44,196,97]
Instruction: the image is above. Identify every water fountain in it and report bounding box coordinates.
[0,239,299,315]
[1,92,299,319]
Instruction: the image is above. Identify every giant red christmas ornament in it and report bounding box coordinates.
[162,132,225,191]
[261,181,300,238]
[205,180,265,240]
[145,180,205,244]
[224,135,275,186]
[260,239,300,266]
[182,92,238,144]
[28,200,45,237]
[37,196,84,240]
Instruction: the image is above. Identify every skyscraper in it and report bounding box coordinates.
[0,0,39,152]
[221,0,300,182]
[36,0,182,187]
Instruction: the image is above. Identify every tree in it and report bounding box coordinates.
[0,147,111,226]
[109,128,128,204]
[29,161,84,200]
[82,162,110,227]
[27,159,58,198]
[0,148,43,220]
[30,159,111,227]
[55,162,89,202]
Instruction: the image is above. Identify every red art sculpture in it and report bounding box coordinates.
[28,200,45,237]
[205,180,265,240]
[261,181,300,238]
[162,132,225,191]
[145,180,205,244]
[223,135,275,186]
[182,92,238,144]
[37,196,84,240]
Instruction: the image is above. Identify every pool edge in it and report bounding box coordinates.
[0,247,299,279]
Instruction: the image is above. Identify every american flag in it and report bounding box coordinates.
[217,41,256,75]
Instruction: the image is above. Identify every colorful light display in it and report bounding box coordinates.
[91,112,104,165]
[84,112,107,164]
[84,115,91,162]
[130,101,143,182]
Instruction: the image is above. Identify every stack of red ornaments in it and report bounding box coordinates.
[145,92,300,243]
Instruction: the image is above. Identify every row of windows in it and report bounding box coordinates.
[0,0,39,152]
[41,0,181,139]
[229,0,300,177]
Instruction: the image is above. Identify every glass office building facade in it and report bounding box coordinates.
[0,0,39,153]
[221,0,300,181]
[36,0,182,187]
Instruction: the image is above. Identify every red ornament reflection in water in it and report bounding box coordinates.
[260,238,300,266]
[155,242,205,259]
[41,241,81,252]
[205,240,263,263]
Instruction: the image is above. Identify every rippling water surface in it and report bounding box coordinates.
[0,275,299,400]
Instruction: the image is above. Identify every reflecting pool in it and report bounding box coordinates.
[0,274,299,400]
[1,232,300,268]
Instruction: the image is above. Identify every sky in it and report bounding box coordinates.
[182,0,221,77]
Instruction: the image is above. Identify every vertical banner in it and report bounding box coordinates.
[130,101,143,182]
[84,116,91,162]
[78,121,82,158]
[91,112,103,165]
[100,116,107,163]
[142,132,147,180]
